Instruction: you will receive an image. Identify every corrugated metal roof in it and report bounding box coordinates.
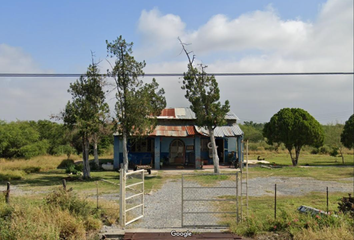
[159,108,175,118]
[114,124,243,137]
[157,107,239,120]
[149,125,196,137]
[195,124,243,137]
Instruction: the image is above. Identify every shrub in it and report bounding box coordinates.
[45,188,91,217]
[311,148,319,154]
[330,147,339,157]
[23,166,41,174]
[319,145,330,154]
[65,164,77,174]
[0,170,24,181]
[18,140,49,159]
[57,159,75,169]
[75,163,84,172]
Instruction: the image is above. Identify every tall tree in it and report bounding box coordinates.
[263,108,324,166]
[64,60,109,178]
[179,40,230,174]
[341,114,354,150]
[106,36,166,172]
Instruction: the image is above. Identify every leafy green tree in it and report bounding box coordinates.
[323,123,345,163]
[179,40,230,173]
[0,121,48,159]
[239,124,264,142]
[263,108,324,166]
[341,114,354,150]
[106,36,166,172]
[63,61,109,178]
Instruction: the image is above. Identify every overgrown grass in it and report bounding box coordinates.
[0,155,82,181]
[218,192,354,239]
[0,188,111,240]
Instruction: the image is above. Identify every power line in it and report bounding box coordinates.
[0,72,353,78]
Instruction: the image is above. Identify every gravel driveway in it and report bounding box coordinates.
[124,175,353,229]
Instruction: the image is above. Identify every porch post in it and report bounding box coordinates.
[237,135,243,167]
[114,135,120,170]
[154,137,161,170]
[195,135,201,169]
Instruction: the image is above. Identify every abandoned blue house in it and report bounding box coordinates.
[113,107,244,170]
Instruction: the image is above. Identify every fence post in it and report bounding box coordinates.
[119,166,126,227]
[274,184,277,219]
[326,187,329,214]
[5,182,10,204]
[96,181,99,209]
[62,179,67,191]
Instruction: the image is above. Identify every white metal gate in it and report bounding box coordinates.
[181,172,239,228]
[119,169,144,227]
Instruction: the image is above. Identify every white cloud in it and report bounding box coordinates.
[136,0,353,123]
[0,44,42,73]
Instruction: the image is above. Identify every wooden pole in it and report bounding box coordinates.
[96,181,99,209]
[274,184,277,219]
[5,182,10,204]
[326,187,329,214]
[62,179,67,191]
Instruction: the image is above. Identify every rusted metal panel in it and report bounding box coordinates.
[149,125,194,137]
[160,108,175,117]
[186,126,196,135]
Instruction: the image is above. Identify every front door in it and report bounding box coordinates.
[170,139,185,164]
[216,139,224,163]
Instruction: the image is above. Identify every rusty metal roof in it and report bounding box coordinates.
[195,124,243,137]
[149,125,196,137]
[148,124,242,137]
[157,108,240,121]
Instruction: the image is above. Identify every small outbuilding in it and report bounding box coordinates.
[113,107,244,170]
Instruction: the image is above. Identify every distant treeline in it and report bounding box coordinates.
[0,120,112,159]
[0,119,347,159]
[239,121,345,156]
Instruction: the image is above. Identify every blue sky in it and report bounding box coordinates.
[0,0,353,123]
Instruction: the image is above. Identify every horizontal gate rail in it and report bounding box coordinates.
[182,172,238,228]
[126,192,144,201]
[183,186,236,189]
[183,212,236,214]
[120,169,145,227]
[126,203,144,213]
[126,181,143,188]
[183,199,237,202]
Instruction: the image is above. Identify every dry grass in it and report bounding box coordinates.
[0,155,82,181]
[294,225,353,240]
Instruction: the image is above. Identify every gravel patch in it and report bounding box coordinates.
[246,176,353,196]
[122,175,353,229]
[125,178,237,229]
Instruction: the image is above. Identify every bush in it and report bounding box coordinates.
[311,148,319,154]
[75,163,84,172]
[319,145,330,154]
[23,166,41,174]
[330,147,339,157]
[0,170,24,181]
[57,159,75,169]
[45,188,91,217]
[18,140,49,159]
[65,164,77,174]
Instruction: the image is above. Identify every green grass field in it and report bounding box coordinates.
[0,153,354,239]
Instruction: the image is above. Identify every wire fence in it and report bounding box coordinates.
[241,183,347,221]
